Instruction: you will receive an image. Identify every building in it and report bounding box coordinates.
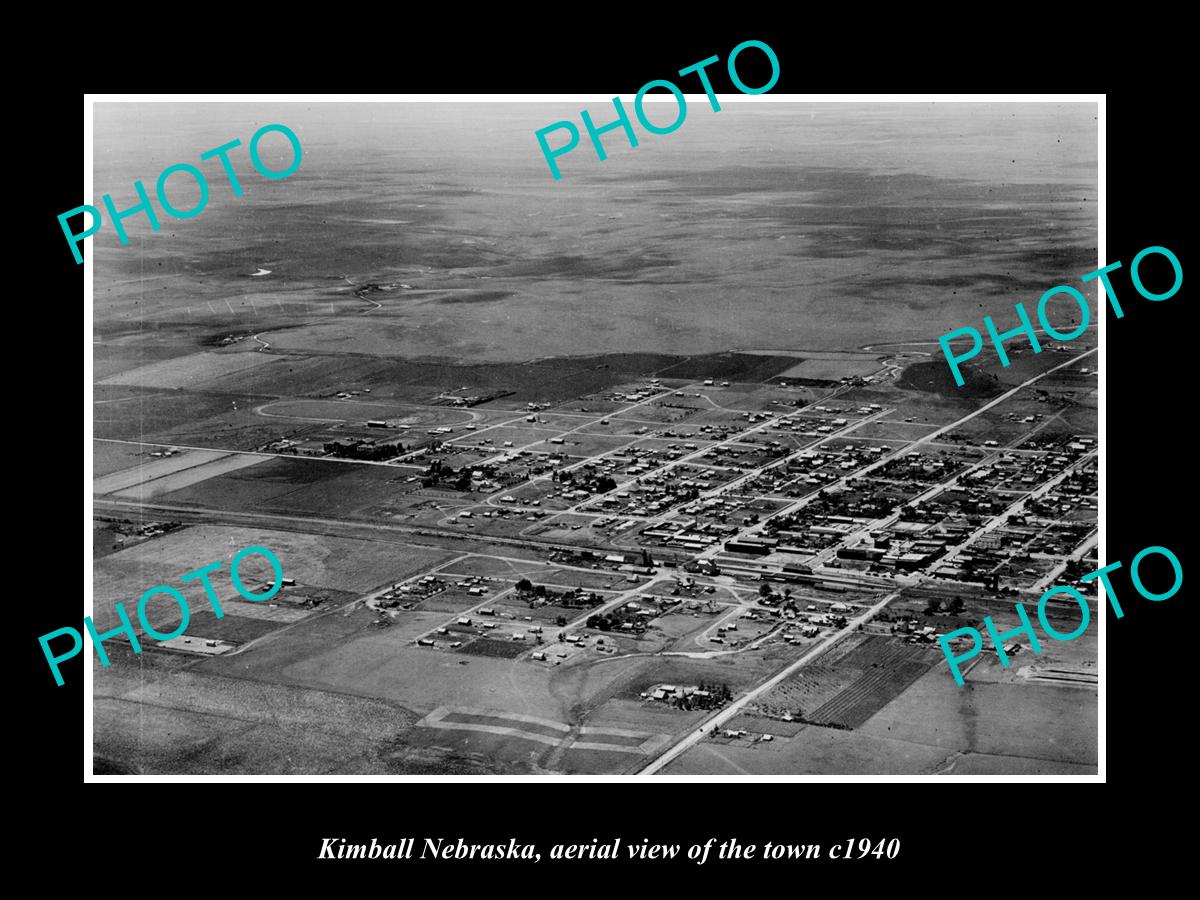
[725,537,778,555]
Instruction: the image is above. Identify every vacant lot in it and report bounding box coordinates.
[94,666,420,775]
[93,524,452,630]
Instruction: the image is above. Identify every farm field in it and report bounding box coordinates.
[110,453,268,500]
[94,447,233,494]
[98,349,292,390]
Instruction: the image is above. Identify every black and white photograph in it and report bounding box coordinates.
[84,96,1101,778]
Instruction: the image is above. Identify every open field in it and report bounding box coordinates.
[777,357,883,380]
[91,102,1098,775]
[92,524,452,629]
[99,350,292,390]
[109,453,268,500]
[154,458,417,519]
[94,663,421,775]
[94,448,232,494]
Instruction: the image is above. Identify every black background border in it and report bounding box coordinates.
[33,21,1189,882]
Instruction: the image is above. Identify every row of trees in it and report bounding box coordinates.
[552,469,618,493]
[672,681,732,711]
[515,579,602,610]
[696,680,733,701]
[325,439,405,461]
[586,613,624,632]
[421,458,475,490]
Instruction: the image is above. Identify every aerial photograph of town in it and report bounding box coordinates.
[89,100,1098,776]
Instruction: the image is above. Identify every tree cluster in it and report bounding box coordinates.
[325,439,404,461]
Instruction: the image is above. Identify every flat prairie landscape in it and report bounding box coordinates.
[93,102,1096,374]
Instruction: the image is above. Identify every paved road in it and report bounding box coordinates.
[636,586,905,775]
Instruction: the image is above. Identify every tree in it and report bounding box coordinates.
[515,578,533,593]
[555,615,568,627]
[758,583,773,598]
[946,597,965,615]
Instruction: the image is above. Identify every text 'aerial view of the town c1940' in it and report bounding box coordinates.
[90,101,1098,776]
